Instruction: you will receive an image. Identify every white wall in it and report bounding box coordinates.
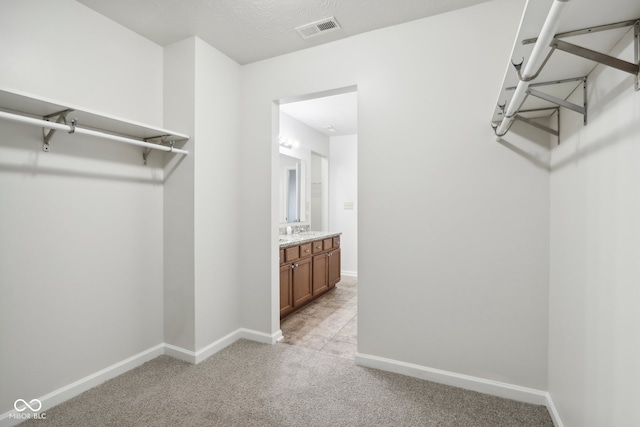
[193,38,242,351]
[163,38,196,351]
[0,0,165,413]
[329,135,358,275]
[548,28,640,427]
[0,0,163,126]
[163,37,242,353]
[239,0,550,390]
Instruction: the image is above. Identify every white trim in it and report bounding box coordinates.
[194,330,244,364]
[165,328,284,364]
[545,393,565,427]
[355,352,548,406]
[193,328,281,364]
[237,327,283,345]
[341,270,357,277]
[0,344,164,427]
[163,343,197,364]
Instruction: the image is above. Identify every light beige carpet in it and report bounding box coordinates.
[21,339,553,426]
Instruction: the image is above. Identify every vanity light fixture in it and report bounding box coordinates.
[279,136,299,149]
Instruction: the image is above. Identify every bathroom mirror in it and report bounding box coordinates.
[279,154,307,224]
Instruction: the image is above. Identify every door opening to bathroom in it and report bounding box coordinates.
[275,86,358,359]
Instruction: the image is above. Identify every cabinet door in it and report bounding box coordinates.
[280,264,293,318]
[292,256,313,307]
[312,253,329,295]
[328,248,341,287]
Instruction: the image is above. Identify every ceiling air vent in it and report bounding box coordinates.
[295,17,341,39]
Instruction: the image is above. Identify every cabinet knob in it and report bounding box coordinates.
[305,249,310,253]
[290,264,295,269]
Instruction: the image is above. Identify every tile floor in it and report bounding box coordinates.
[279,276,357,359]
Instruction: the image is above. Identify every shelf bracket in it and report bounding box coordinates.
[527,77,587,125]
[145,134,171,142]
[522,18,640,91]
[506,76,587,92]
[142,148,151,166]
[142,134,171,165]
[42,109,73,152]
[514,114,559,137]
[552,38,639,77]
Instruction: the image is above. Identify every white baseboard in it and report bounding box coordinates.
[0,327,283,427]
[0,344,164,427]
[165,330,241,365]
[355,352,548,406]
[341,270,357,277]
[545,393,565,427]
[237,327,283,345]
[163,343,198,364]
[164,327,283,364]
[192,328,282,364]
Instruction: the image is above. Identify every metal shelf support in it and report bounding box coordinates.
[494,15,640,139]
[524,18,640,90]
[42,109,73,152]
[496,76,586,141]
[527,77,588,125]
[514,114,559,137]
[552,38,639,76]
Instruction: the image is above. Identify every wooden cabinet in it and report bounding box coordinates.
[280,263,293,318]
[313,247,341,295]
[328,248,341,288]
[312,253,329,295]
[280,241,315,318]
[280,234,342,319]
[292,256,312,307]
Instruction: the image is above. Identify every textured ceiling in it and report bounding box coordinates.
[76,0,489,65]
[75,0,488,136]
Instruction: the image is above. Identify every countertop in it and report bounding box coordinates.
[279,231,341,249]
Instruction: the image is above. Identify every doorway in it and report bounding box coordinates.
[276,87,358,357]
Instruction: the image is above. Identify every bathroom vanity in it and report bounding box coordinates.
[279,232,341,319]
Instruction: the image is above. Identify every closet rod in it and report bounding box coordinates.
[0,110,189,155]
[494,0,571,137]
